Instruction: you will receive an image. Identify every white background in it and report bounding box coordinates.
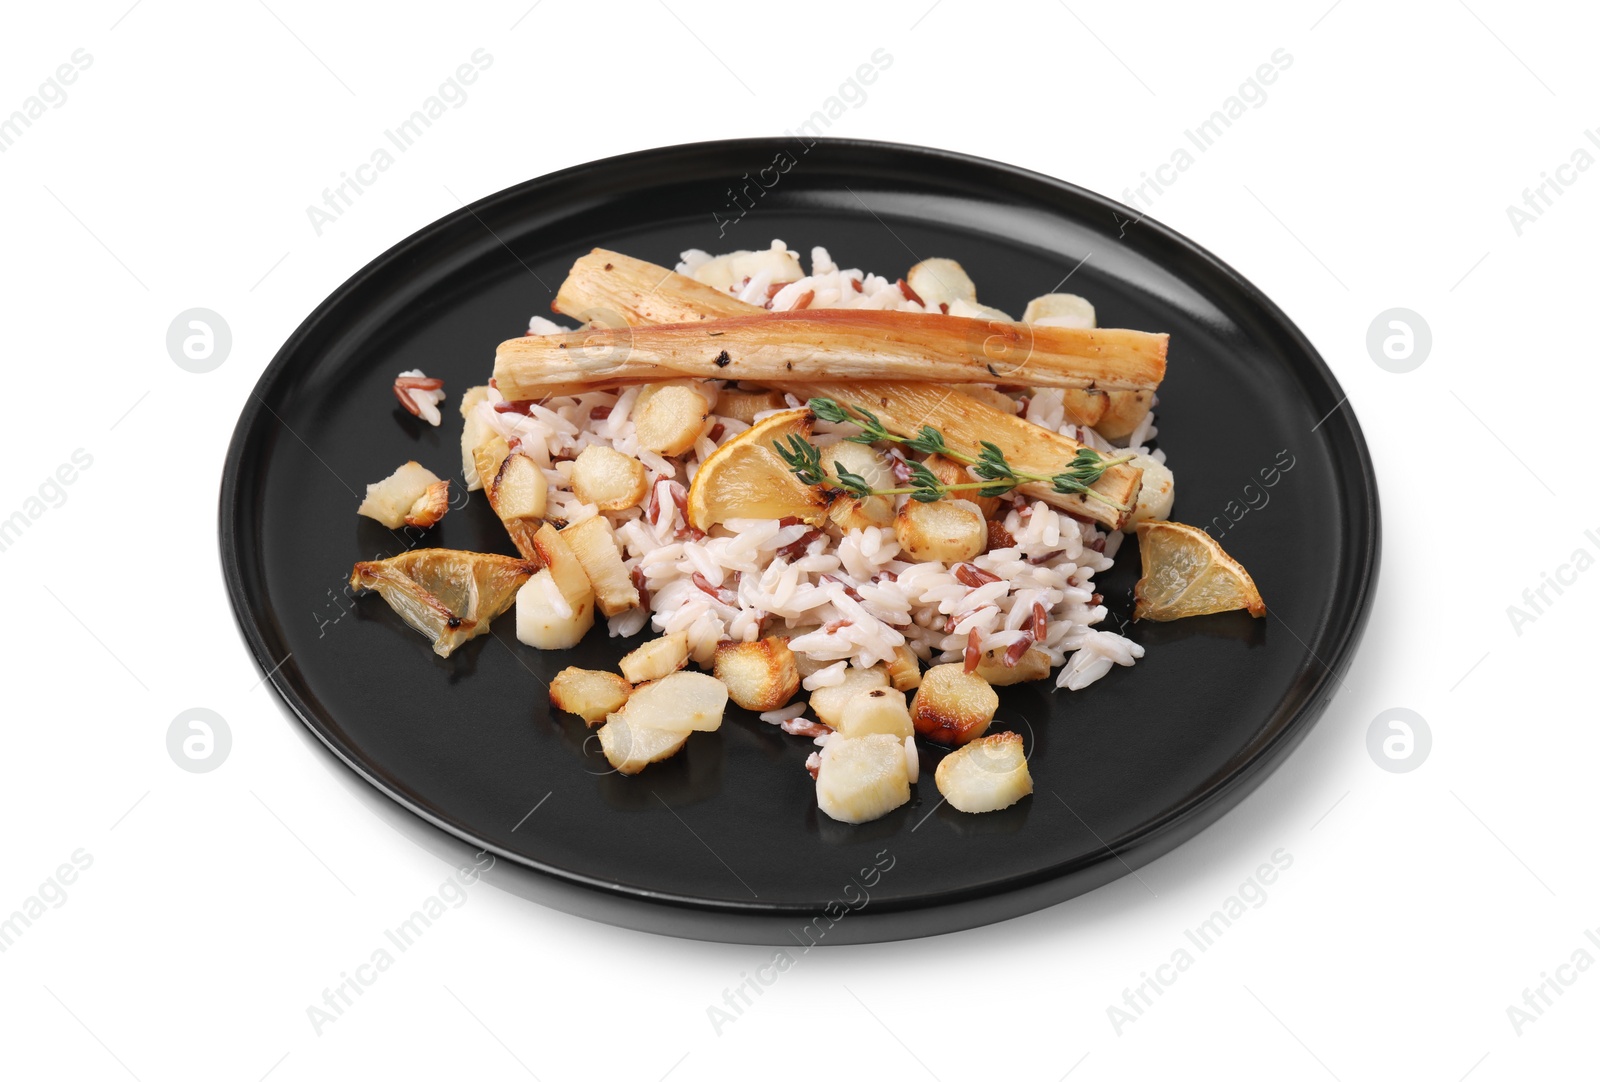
[2,1,1595,1078]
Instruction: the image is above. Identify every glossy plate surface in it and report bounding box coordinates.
[220,138,1379,943]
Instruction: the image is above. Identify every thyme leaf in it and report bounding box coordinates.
[792,397,1136,512]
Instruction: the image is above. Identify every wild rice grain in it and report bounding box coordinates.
[964,628,982,673]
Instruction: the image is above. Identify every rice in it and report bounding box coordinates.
[495,241,1157,691]
[759,702,810,724]
[396,368,446,426]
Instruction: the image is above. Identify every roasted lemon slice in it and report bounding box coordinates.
[350,549,537,656]
[685,408,829,532]
[1133,522,1265,621]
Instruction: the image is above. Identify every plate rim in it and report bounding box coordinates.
[218,136,1381,927]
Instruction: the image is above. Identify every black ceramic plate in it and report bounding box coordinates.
[221,138,1378,944]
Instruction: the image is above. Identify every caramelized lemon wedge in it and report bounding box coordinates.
[350,549,537,656]
[685,408,829,532]
[1133,522,1265,621]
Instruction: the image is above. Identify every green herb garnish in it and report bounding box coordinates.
[777,397,1135,512]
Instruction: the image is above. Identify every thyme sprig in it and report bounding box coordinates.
[773,434,827,487]
[785,397,1135,511]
